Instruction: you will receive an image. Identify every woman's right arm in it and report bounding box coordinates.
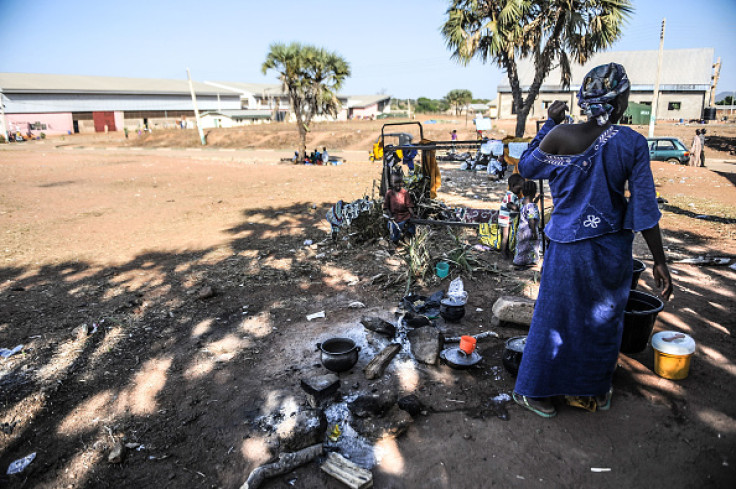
[641,225,673,300]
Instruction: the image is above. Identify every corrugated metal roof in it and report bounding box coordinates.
[201,109,273,119]
[0,73,241,96]
[347,94,391,108]
[207,81,286,96]
[498,48,715,91]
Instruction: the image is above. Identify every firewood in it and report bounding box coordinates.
[239,444,323,489]
[321,452,373,489]
[363,343,401,380]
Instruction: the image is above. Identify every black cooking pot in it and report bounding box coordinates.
[502,336,527,375]
[440,303,465,322]
[317,338,361,373]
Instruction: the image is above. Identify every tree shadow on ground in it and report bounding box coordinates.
[1,201,734,488]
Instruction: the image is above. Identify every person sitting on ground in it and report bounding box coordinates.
[513,180,541,268]
[313,148,322,165]
[513,62,672,418]
[383,172,416,245]
[322,146,330,165]
[499,173,524,258]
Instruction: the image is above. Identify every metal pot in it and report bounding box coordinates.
[502,336,527,375]
[317,338,361,373]
[440,303,465,322]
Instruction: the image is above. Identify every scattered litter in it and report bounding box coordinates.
[327,424,341,442]
[303,239,314,246]
[730,263,736,271]
[516,475,525,480]
[676,257,730,266]
[1,345,23,360]
[591,468,611,473]
[476,308,483,312]
[125,442,140,449]
[287,478,297,486]
[695,215,708,219]
[447,277,468,304]
[306,311,326,321]
[491,393,511,403]
[315,253,326,259]
[6,453,35,475]
[348,301,365,309]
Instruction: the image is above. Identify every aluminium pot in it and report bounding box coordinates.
[317,338,361,373]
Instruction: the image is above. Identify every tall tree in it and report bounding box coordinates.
[442,0,632,137]
[262,42,350,161]
[446,89,473,115]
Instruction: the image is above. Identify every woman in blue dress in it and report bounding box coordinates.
[513,63,673,417]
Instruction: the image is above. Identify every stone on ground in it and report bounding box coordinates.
[408,326,443,365]
[491,295,536,326]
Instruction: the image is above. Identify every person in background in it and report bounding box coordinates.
[513,180,541,268]
[450,129,458,151]
[689,130,702,167]
[322,147,330,165]
[383,172,416,245]
[699,129,706,167]
[513,63,672,418]
[499,173,524,258]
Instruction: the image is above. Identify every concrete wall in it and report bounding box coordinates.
[3,93,241,113]
[5,112,74,135]
[350,104,380,119]
[497,90,706,121]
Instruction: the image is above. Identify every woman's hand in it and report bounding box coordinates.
[653,262,673,301]
[548,101,569,124]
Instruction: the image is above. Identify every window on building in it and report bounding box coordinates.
[542,101,552,109]
[640,101,652,106]
[668,102,681,110]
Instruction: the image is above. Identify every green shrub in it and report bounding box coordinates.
[40,132,46,139]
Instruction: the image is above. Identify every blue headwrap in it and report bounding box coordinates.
[577,63,630,126]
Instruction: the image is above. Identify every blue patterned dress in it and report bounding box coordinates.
[514,119,661,398]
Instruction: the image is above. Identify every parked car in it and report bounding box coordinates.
[646,137,690,165]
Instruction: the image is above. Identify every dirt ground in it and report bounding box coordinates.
[1,119,735,489]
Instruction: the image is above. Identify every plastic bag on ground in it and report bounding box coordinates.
[7,452,35,475]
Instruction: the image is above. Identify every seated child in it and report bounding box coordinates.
[500,173,524,258]
[383,172,416,244]
[513,180,541,267]
[487,154,505,181]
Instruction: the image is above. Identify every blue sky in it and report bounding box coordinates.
[1,0,734,100]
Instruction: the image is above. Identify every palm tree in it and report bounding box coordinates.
[262,42,351,162]
[442,0,632,137]
[446,89,473,115]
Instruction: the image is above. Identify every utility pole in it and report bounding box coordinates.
[0,89,8,143]
[186,68,206,146]
[709,57,721,107]
[648,18,666,138]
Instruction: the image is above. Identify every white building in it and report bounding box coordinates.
[496,48,716,122]
[0,72,241,136]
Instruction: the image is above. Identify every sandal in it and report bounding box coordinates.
[596,388,613,411]
[512,392,556,418]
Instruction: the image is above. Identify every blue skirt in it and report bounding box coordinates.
[514,231,634,398]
